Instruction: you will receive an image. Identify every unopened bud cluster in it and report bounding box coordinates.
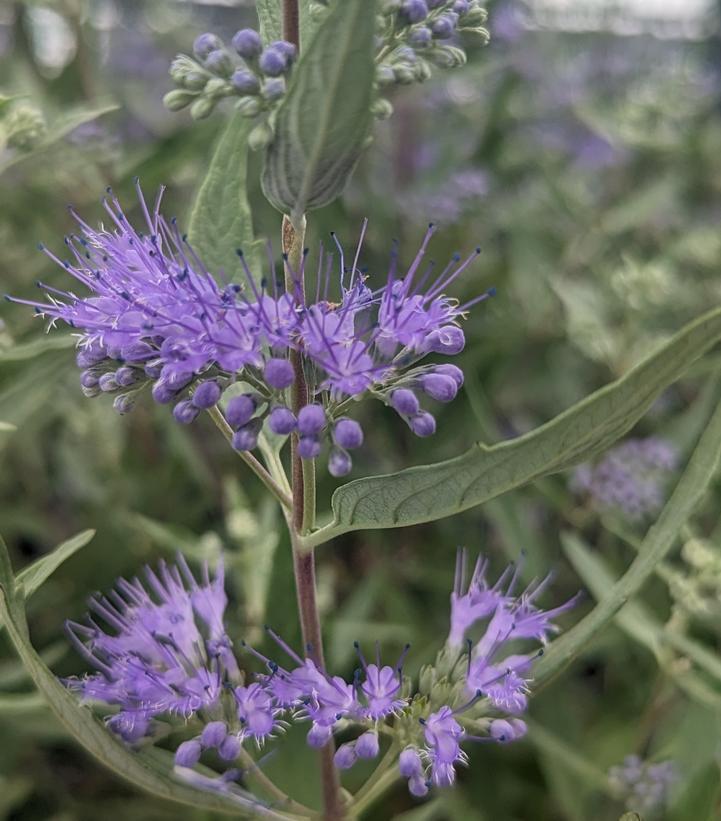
[164,28,296,145]
[1,100,47,152]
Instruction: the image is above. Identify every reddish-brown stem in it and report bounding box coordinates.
[282,0,301,50]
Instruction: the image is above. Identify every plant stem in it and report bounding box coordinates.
[207,406,292,509]
[282,0,301,50]
[282,214,345,821]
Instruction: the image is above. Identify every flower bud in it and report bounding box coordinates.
[226,394,257,429]
[399,747,423,778]
[453,0,470,12]
[400,0,429,24]
[151,379,176,404]
[113,394,135,414]
[201,721,228,749]
[264,357,295,389]
[204,77,230,96]
[98,373,118,392]
[236,97,263,117]
[461,5,487,25]
[408,775,429,797]
[394,64,417,85]
[328,446,352,478]
[192,380,222,409]
[489,719,514,742]
[163,89,197,112]
[409,27,432,48]
[262,77,286,101]
[231,69,261,95]
[431,13,458,38]
[307,723,333,748]
[76,344,106,368]
[184,71,208,91]
[333,418,363,449]
[333,742,357,770]
[433,363,464,388]
[355,731,379,760]
[372,98,394,120]
[80,370,99,389]
[427,45,467,69]
[298,436,321,460]
[190,96,217,120]
[193,33,223,59]
[218,734,242,761]
[424,325,465,354]
[376,64,396,87]
[173,400,200,425]
[391,388,420,416]
[231,28,263,59]
[408,411,436,437]
[297,404,326,436]
[175,739,202,767]
[115,366,139,387]
[259,47,289,77]
[509,718,528,739]
[268,406,297,435]
[144,360,163,379]
[418,373,458,403]
[204,49,233,76]
[232,418,262,451]
[248,121,275,151]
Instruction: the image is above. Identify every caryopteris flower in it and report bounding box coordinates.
[608,755,678,816]
[63,549,576,799]
[571,437,679,521]
[10,185,493,478]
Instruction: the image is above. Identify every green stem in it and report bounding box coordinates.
[350,765,400,818]
[237,748,316,818]
[206,406,292,509]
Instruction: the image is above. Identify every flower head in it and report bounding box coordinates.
[11,188,493,478]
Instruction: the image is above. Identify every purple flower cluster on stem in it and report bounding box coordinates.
[9,185,493,478]
[63,549,577,803]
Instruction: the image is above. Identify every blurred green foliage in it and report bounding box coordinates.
[1,0,721,819]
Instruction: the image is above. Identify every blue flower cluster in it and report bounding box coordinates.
[63,549,577,799]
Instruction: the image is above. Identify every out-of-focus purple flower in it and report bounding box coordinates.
[571,437,679,521]
[608,755,678,815]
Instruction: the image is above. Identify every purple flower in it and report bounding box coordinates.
[233,683,283,744]
[608,755,678,815]
[10,190,492,477]
[571,437,679,521]
[422,706,466,787]
[64,556,230,736]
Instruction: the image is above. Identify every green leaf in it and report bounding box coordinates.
[307,305,721,547]
[187,112,265,281]
[0,692,47,714]
[535,382,721,685]
[0,335,75,363]
[0,536,285,818]
[261,0,376,218]
[16,529,95,599]
[256,0,282,43]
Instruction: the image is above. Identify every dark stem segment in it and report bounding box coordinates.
[282,215,344,821]
[282,0,301,50]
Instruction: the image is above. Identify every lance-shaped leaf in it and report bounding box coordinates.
[261,0,376,218]
[305,305,721,547]
[16,529,95,599]
[0,537,287,818]
[535,384,721,685]
[187,112,265,281]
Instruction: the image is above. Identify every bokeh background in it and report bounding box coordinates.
[1,1,721,818]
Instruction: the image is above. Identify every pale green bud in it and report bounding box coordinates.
[461,6,488,26]
[6,105,46,150]
[163,89,197,111]
[236,96,263,118]
[376,64,397,87]
[204,77,231,97]
[428,45,467,69]
[371,97,394,120]
[394,65,416,85]
[190,96,217,120]
[248,120,274,151]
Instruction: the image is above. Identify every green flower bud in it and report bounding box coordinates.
[418,663,436,696]
[169,54,198,83]
[460,6,488,26]
[376,64,397,87]
[413,58,432,82]
[393,65,416,85]
[6,105,46,150]
[236,96,263,118]
[460,25,490,46]
[248,120,275,151]
[427,45,467,69]
[190,96,217,120]
[163,89,197,112]
[204,77,231,97]
[184,70,209,91]
[371,97,394,120]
